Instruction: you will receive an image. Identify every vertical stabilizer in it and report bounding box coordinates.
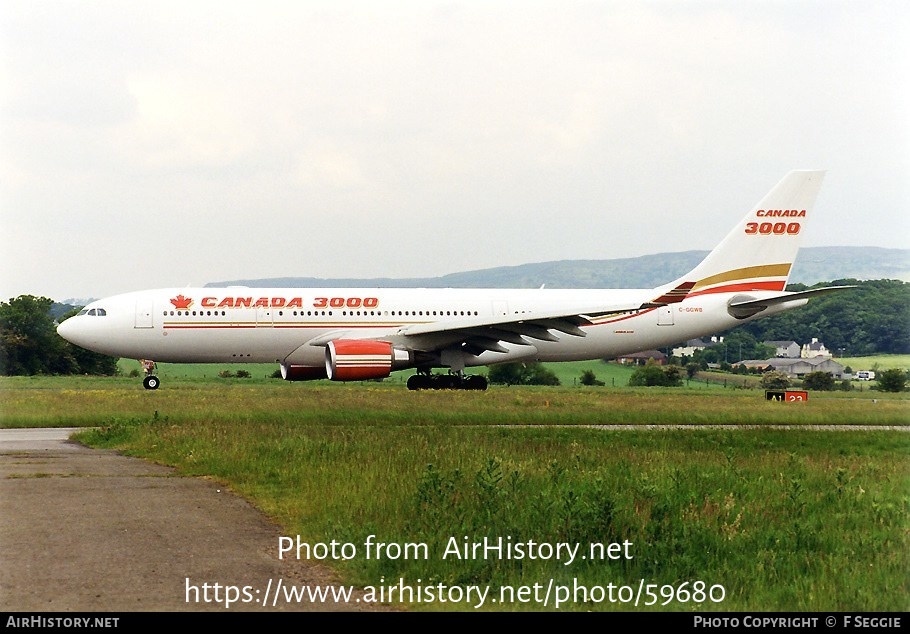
[660,170,825,297]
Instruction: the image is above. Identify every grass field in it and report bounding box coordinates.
[838,354,910,372]
[2,375,907,612]
[115,353,910,387]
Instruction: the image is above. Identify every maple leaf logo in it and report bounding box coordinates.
[170,294,193,310]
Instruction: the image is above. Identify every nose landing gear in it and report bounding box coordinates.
[140,359,160,390]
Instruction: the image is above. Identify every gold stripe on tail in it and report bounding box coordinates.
[691,263,792,292]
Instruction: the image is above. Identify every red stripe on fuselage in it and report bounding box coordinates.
[161,322,410,330]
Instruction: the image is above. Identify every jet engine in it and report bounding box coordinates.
[325,340,413,381]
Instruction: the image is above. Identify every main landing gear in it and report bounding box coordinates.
[407,371,488,391]
[140,359,160,390]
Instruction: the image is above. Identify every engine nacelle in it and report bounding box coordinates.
[280,364,328,381]
[325,340,412,381]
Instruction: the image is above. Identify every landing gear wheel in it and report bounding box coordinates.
[143,375,160,390]
[407,374,431,390]
[438,374,459,389]
[464,375,488,391]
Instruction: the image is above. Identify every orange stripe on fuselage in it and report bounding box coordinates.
[589,307,656,326]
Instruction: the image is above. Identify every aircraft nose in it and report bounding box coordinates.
[56,317,72,339]
[56,317,82,345]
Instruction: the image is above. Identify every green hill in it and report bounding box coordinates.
[209,247,910,289]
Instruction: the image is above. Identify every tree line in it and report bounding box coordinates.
[737,279,909,356]
[0,296,117,376]
[0,279,907,376]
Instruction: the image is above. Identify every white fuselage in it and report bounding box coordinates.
[57,286,800,369]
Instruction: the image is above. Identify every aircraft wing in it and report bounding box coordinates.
[379,281,697,354]
[385,300,648,354]
[297,281,696,356]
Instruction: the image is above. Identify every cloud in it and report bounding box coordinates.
[1,1,907,300]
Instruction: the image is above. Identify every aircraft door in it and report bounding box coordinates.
[135,300,154,328]
[256,307,273,327]
[492,300,509,317]
[657,306,674,326]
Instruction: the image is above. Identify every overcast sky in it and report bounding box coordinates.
[2,0,907,301]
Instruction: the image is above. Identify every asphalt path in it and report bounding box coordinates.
[0,428,393,612]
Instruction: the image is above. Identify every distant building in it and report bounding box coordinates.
[801,338,832,359]
[741,357,846,379]
[764,340,800,358]
[616,350,668,366]
[671,336,722,358]
[672,338,710,357]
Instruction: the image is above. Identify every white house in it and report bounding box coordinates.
[801,338,832,359]
[672,336,723,358]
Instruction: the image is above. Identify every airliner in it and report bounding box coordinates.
[57,170,851,390]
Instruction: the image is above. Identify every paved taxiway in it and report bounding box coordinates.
[0,428,392,612]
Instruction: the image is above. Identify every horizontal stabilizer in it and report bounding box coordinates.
[728,286,855,319]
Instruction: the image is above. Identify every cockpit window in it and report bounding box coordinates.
[82,308,107,317]
[77,309,89,316]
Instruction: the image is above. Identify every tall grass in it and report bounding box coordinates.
[76,416,908,611]
[3,377,907,611]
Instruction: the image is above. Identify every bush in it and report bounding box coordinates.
[802,371,836,391]
[218,370,235,378]
[579,370,605,386]
[527,364,560,386]
[487,363,525,385]
[875,368,908,392]
[488,362,560,386]
[663,365,683,386]
[628,364,683,387]
[235,369,251,378]
[760,371,791,390]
